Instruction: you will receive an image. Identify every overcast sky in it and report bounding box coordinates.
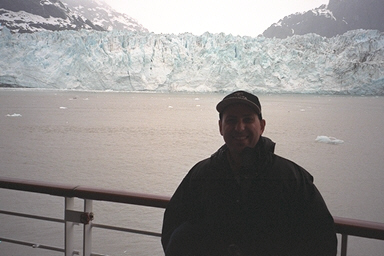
[107,0,329,37]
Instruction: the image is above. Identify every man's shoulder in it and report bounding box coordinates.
[192,157,212,169]
[272,154,300,168]
[188,145,227,178]
[270,154,314,182]
[188,157,214,180]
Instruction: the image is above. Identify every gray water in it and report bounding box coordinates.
[0,89,383,256]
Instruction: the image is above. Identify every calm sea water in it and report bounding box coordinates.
[0,89,383,256]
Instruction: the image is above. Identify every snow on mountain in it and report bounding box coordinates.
[263,0,384,39]
[0,28,383,95]
[0,0,104,33]
[0,0,147,33]
[62,0,148,33]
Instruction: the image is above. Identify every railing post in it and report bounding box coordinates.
[65,197,76,256]
[83,199,93,256]
[341,234,348,256]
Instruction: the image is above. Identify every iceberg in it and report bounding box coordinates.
[315,136,344,145]
[0,28,383,95]
[6,113,22,117]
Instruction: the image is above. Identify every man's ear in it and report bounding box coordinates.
[219,119,223,136]
[260,119,266,134]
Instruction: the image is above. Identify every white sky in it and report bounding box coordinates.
[107,0,329,37]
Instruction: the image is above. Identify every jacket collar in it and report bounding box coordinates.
[211,136,276,169]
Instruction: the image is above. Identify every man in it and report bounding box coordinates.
[161,91,337,256]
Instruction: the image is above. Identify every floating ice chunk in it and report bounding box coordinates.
[6,113,22,117]
[59,107,67,109]
[315,136,344,145]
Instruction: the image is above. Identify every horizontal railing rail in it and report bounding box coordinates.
[1,176,383,256]
[0,176,169,208]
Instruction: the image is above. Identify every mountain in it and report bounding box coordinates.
[263,0,384,39]
[0,0,103,33]
[0,0,148,33]
[1,0,383,95]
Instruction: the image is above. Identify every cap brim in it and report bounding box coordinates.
[216,98,261,114]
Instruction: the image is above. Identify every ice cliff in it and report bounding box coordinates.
[0,28,383,95]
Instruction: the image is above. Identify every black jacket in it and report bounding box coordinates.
[162,137,337,256]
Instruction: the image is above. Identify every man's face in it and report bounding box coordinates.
[219,104,265,156]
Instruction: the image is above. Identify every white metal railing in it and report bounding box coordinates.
[1,177,384,256]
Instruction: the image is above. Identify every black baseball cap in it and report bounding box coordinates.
[216,91,262,116]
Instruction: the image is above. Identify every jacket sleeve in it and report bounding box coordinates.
[161,175,189,250]
[161,164,204,252]
[293,167,338,256]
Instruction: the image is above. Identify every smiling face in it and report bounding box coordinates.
[219,104,266,157]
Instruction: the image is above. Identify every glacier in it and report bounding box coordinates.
[0,27,383,95]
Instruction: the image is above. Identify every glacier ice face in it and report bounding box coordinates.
[0,28,383,95]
